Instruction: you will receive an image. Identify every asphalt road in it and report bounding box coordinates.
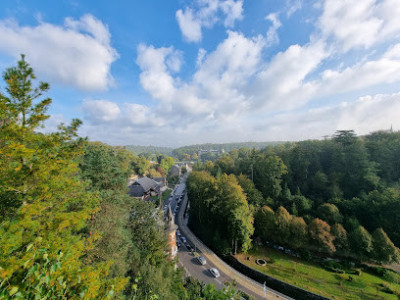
[170,176,291,300]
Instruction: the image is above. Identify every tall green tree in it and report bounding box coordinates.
[0,56,124,298]
[317,203,343,225]
[215,174,254,253]
[371,228,399,264]
[349,225,372,257]
[274,206,292,246]
[236,174,264,207]
[253,152,287,200]
[254,206,275,242]
[331,223,349,253]
[1,54,51,129]
[289,216,308,249]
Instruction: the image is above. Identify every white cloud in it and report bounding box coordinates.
[38,114,67,134]
[77,91,400,146]
[82,99,121,124]
[136,31,264,126]
[252,92,400,141]
[196,48,207,66]
[318,0,400,51]
[0,14,118,91]
[124,103,165,127]
[286,0,302,17]
[176,0,243,42]
[252,40,328,111]
[220,0,244,27]
[176,8,202,42]
[265,13,282,45]
[318,49,400,96]
[136,44,180,101]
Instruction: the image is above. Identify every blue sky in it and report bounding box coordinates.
[1,0,400,147]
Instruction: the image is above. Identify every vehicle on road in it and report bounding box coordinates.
[186,245,193,252]
[196,256,206,265]
[209,268,220,278]
[181,237,187,243]
[176,230,181,236]
[177,241,181,248]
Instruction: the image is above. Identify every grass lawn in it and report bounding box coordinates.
[235,247,400,299]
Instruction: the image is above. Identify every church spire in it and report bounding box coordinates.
[165,204,178,232]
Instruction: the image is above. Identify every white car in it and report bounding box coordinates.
[196,256,206,265]
[209,268,220,278]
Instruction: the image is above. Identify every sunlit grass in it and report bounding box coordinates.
[236,247,400,299]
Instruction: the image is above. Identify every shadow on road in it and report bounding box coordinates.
[203,269,214,278]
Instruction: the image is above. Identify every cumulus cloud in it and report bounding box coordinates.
[176,8,202,43]
[136,31,264,125]
[136,44,182,101]
[82,99,121,124]
[251,40,328,111]
[253,92,400,141]
[0,14,118,91]
[318,48,400,96]
[176,0,243,42]
[318,0,400,51]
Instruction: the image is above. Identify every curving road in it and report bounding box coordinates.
[172,176,291,300]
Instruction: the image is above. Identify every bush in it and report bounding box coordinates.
[363,265,400,283]
[379,282,395,295]
[321,260,345,274]
[299,249,312,261]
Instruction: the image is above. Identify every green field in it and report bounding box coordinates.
[236,247,400,299]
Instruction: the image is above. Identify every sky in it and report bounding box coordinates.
[1,0,400,147]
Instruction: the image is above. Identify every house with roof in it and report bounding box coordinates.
[129,177,160,200]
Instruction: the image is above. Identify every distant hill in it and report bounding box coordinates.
[124,145,173,156]
[172,141,284,160]
[125,141,285,160]
[174,141,283,153]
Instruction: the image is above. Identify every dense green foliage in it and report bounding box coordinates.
[172,141,284,161]
[190,130,400,264]
[187,171,254,255]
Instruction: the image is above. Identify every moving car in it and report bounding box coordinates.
[209,268,220,278]
[196,256,206,265]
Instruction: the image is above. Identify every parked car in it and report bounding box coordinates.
[177,241,181,248]
[209,268,220,278]
[196,256,206,265]
[176,230,181,236]
[181,237,187,243]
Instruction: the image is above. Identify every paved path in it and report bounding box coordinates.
[175,177,291,300]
